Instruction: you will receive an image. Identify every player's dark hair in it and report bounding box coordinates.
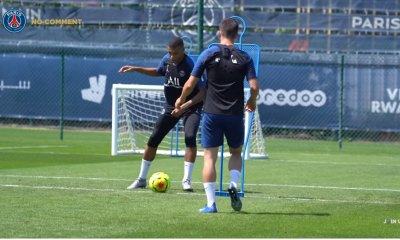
[219,18,238,41]
[168,37,184,49]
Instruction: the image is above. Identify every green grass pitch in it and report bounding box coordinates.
[0,127,400,238]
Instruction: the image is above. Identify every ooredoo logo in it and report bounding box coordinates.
[3,9,26,33]
[257,89,327,107]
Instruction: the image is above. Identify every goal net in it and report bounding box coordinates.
[111,84,268,159]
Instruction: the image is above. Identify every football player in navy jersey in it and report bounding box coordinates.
[119,37,206,191]
[175,19,259,212]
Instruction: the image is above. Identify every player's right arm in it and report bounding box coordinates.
[171,86,205,117]
[118,54,168,77]
[118,66,162,77]
[175,49,210,108]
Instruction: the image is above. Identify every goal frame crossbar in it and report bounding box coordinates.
[111,84,268,159]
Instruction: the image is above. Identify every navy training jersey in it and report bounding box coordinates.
[156,54,206,110]
[191,45,257,116]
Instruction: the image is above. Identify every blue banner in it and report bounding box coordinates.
[1,6,399,33]
[0,54,161,120]
[2,0,236,8]
[3,0,400,12]
[238,0,400,12]
[1,54,399,132]
[344,65,400,131]
[1,27,399,54]
[256,64,339,129]
[0,55,62,119]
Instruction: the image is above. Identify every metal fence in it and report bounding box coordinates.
[258,53,400,147]
[1,43,399,146]
[1,0,399,148]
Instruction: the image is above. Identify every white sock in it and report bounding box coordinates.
[138,159,152,179]
[183,162,195,181]
[229,169,241,189]
[203,182,216,207]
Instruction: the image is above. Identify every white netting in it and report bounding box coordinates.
[116,88,169,154]
[247,109,268,158]
[113,85,268,159]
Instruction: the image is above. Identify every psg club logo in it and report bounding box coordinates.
[171,0,225,45]
[3,9,26,33]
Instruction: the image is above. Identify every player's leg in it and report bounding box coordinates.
[198,113,224,213]
[226,146,243,211]
[181,109,201,191]
[223,115,244,211]
[199,146,219,213]
[127,110,179,189]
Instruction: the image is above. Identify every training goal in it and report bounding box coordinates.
[111,84,268,160]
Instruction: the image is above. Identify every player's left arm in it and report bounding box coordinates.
[245,56,259,112]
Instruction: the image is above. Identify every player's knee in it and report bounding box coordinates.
[185,133,197,148]
[229,146,242,156]
[147,137,161,148]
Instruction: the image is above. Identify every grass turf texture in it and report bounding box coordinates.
[0,127,400,238]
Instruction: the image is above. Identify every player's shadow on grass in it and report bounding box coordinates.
[225,211,330,216]
[243,190,263,194]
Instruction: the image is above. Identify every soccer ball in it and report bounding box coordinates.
[149,172,171,193]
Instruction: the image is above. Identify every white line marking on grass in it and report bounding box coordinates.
[240,194,400,205]
[0,183,398,205]
[0,184,122,192]
[0,145,69,150]
[0,150,180,159]
[272,159,400,167]
[0,151,110,156]
[241,183,400,192]
[0,174,130,181]
[0,184,152,195]
[273,151,399,159]
[176,192,400,205]
[1,174,400,193]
